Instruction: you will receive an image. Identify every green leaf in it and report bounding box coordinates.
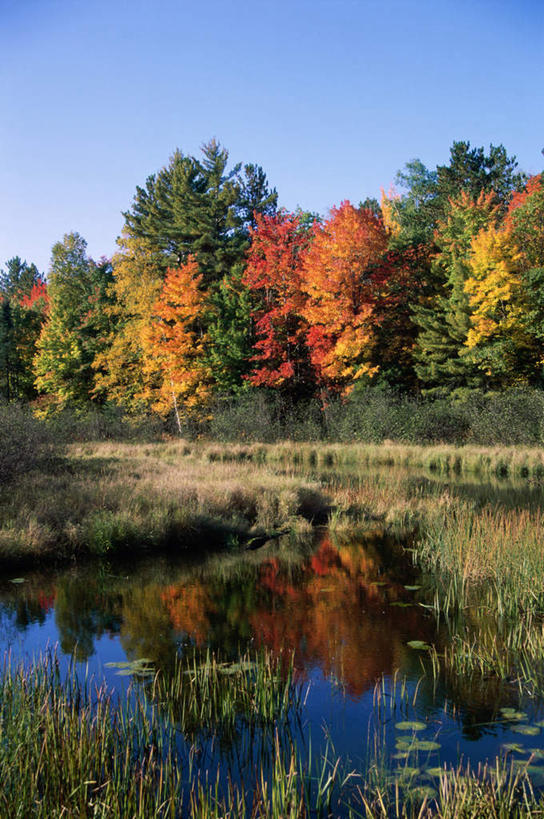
[395,721,426,732]
[511,725,540,736]
[407,640,431,650]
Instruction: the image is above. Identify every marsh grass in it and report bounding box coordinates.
[3,649,544,816]
[195,440,544,479]
[0,649,306,817]
[0,441,328,566]
[152,648,304,740]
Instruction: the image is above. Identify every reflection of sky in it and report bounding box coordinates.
[1,541,544,780]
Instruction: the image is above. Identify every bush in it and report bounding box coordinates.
[44,405,164,443]
[463,390,544,446]
[0,404,52,484]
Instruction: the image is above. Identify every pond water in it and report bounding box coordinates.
[3,467,544,807]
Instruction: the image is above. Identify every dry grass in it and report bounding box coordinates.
[190,440,544,478]
[0,441,329,566]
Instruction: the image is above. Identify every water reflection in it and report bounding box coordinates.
[1,521,544,770]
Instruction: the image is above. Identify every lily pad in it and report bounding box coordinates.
[395,738,440,753]
[511,725,540,736]
[371,581,388,586]
[392,751,411,760]
[503,712,528,722]
[404,585,422,591]
[502,743,526,753]
[511,761,544,775]
[407,786,437,801]
[407,640,431,650]
[500,708,527,721]
[395,721,426,732]
[426,767,449,778]
[396,766,421,778]
[390,602,414,608]
[411,740,441,752]
[9,578,25,584]
[116,667,154,677]
[105,658,153,670]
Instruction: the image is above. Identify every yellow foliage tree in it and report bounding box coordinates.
[93,233,164,409]
[464,224,536,383]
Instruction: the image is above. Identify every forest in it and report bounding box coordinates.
[1,138,543,435]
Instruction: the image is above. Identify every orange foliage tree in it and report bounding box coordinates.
[300,201,388,394]
[144,257,213,423]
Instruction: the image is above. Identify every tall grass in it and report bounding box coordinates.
[196,439,544,479]
[3,650,544,816]
[414,504,544,618]
[153,649,304,739]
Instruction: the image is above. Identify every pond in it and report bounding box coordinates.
[3,463,544,811]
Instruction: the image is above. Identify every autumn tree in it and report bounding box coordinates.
[93,234,164,409]
[243,211,314,395]
[463,223,535,386]
[144,257,212,426]
[300,201,388,395]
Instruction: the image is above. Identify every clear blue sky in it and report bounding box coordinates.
[1,0,542,274]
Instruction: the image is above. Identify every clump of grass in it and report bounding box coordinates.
[0,649,307,817]
[153,648,304,740]
[414,504,544,618]
[0,652,184,817]
[355,757,541,818]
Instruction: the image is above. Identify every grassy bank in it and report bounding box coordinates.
[3,436,544,567]
[0,441,329,568]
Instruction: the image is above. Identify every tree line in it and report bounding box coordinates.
[2,138,543,425]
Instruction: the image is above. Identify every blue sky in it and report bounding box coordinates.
[1,0,542,273]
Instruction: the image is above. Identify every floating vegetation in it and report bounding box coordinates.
[406,640,431,650]
[395,721,426,732]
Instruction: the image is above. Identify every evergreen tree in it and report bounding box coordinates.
[238,163,278,229]
[414,191,499,395]
[205,266,254,394]
[392,141,525,247]
[122,140,277,285]
[0,257,47,401]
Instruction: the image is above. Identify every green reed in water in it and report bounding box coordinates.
[152,648,305,740]
[0,649,303,818]
[3,651,544,817]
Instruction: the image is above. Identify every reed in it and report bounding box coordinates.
[193,440,544,478]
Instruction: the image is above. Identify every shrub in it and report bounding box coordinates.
[0,404,52,484]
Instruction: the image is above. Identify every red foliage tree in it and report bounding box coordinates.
[243,211,314,394]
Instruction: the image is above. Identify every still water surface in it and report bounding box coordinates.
[2,468,544,797]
